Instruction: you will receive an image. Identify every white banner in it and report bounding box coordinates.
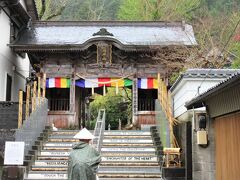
[4,141,25,165]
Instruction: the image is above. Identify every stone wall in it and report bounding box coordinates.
[0,102,20,166]
[192,116,215,180]
[0,129,16,164]
[175,122,192,180]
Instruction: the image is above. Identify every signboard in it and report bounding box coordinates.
[35,161,68,166]
[101,147,155,152]
[104,131,151,135]
[102,156,158,161]
[41,151,70,156]
[44,143,73,147]
[28,173,67,179]
[103,139,152,143]
[4,141,25,165]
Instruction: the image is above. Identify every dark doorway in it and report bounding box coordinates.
[138,89,158,111]
[46,88,70,111]
[6,74,12,101]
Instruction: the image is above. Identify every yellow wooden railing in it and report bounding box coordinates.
[18,73,46,129]
[158,73,179,148]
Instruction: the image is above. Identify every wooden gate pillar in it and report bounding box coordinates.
[69,75,75,113]
[132,77,138,125]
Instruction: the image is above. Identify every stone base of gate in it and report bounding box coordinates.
[162,167,186,180]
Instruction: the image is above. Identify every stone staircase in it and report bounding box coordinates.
[98,130,162,179]
[24,129,162,180]
[24,130,78,179]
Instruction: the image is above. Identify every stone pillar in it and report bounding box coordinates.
[132,77,138,125]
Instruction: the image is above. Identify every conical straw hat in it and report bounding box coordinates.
[73,128,94,139]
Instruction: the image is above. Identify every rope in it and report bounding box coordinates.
[75,73,134,85]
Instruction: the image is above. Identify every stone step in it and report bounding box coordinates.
[51,130,78,135]
[44,142,75,147]
[100,162,159,166]
[102,143,154,147]
[47,138,78,142]
[103,139,153,143]
[97,166,161,178]
[99,178,162,180]
[42,146,72,151]
[40,150,70,156]
[37,156,68,160]
[104,131,151,136]
[34,160,68,166]
[101,156,158,162]
[31,166,67,171]
[104,135,152,139]
[101,153,157,156]
[101,147,156,152]
[101,151,156,157]
[51,130,93,136]
[49,135,76,139]
[25,171,67,179]
[98,173,162,178]
[98,166,161,173]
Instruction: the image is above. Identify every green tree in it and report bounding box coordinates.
[117,0,201,21]
[89,88,131,130]
[36,0,122,20]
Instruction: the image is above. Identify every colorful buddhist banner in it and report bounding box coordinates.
[46,78,70,88]
[46,77,158,89]
[75,78,99,88]
[138,78,158,89]
[110,79,133,87]
[75,78,133,88]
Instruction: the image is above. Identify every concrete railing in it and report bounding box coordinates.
[155,99,170,148]
[15,98,48,156]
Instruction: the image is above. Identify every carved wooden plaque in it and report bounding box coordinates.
[97,42,112,68]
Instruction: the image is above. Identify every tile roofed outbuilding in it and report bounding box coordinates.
[170,69,240,92]
[185,72,240,109]
[9,21,197,52]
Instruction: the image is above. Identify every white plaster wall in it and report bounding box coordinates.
[0,9,30,101]
[172,78,227,118]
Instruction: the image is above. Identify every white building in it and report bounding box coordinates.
[0,0,33,101]
[170,69,240,121]
[170,68,240,180]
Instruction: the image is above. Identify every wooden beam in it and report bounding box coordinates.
[158,73,161,100]
[69,66,76,113]
[38,76,41,105]
[25,85,30,119]
[42,73,46,98]
[32,81,37,111]
[18,90,23,129]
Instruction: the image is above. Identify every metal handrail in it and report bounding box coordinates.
[93,109,106,152]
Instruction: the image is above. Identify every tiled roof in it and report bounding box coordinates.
[170,69,240,92]
[10,21,197,52]
[185,72,240,109]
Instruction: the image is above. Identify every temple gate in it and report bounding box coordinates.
[10,21,196,128]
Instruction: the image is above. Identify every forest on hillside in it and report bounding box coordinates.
[36,0,240,73]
